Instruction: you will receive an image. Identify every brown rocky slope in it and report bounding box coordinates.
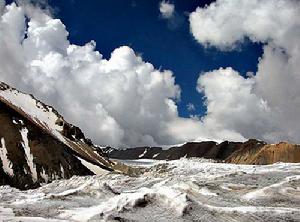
[0,82,132,190]
[107,139,300,165]
[225,142,300,164]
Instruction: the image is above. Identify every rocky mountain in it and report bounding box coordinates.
[1,80,300,191]
[1,81,300,221]
[107,139,300,165]
[226,142,300,164]
[106,139,265,160]
[0,82,132,190]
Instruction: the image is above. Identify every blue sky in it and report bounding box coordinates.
[1,0,299,146]
[45,0,263,118]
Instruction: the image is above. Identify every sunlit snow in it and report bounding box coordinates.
[0,138,14,177]
[0,158,300,221]
[20,127,37,182]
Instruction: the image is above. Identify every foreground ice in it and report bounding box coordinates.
[1,158,300,222]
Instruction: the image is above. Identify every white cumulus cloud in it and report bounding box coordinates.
[190,0,299,50]
[159,1,174,19]
[0,1,205,147]
[190,0,300,144]
[1,0,299,147]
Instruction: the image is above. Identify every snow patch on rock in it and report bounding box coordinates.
[138,148,148,158]
[76,156,108,175]
[0,138,14,176]
[20,127,37,182]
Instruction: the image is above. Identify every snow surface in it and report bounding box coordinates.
[20,127,38,182]
[0,137,14,176]
[0,88,62,131]
[76,156,108,175]
[40,167,49,183]
[1,158,300,221]
[138,148,148,158]
[153,153,160,158]
[0,86,72,150]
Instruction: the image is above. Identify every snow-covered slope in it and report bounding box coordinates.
[0,158,299,221]
[0,82,131,189]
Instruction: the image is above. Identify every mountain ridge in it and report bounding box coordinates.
[106,139,300,165]
[1,81,300,191]
[0,81,135,189]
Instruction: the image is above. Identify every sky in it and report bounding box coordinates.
[0,0,299,148]
[41,0,263,117]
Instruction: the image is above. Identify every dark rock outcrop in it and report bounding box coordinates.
[0,100,92,189]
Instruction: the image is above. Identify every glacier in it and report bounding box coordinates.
[0,158,300,221]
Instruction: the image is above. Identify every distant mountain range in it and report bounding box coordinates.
[106,139,300,165]
[1,81,300,190]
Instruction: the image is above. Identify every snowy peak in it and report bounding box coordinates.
[0,82,64,132]
[0,82,92,146]
[0,82,126,189]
